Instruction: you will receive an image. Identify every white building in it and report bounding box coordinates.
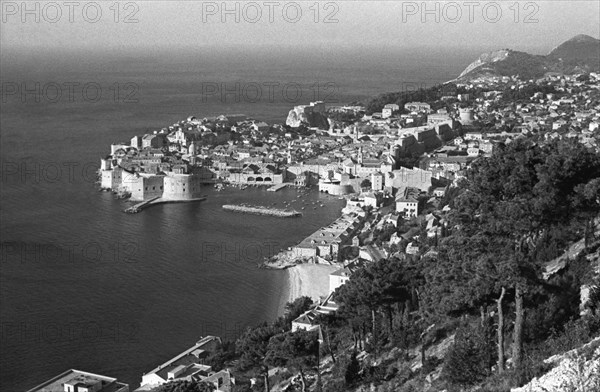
[26,369,129,392]
[371,171,384,191]
[329,266,352,293]
[396,187,420,218]
[291,311,321,333]
[382,103,400,119]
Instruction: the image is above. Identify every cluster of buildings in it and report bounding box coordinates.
[293,214,364,261]
[27,337,232,392]
[100,91,466,202]
[99,114,291,200]
[135,336,232,391]
[289,72,600,336]
[453,73,600,148]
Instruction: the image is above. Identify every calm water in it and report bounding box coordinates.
[0,46,472,390]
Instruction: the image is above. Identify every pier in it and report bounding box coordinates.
[222,204,301,217]
[267,183,288,192]
[124,197,161,213]
[124,196,206,214]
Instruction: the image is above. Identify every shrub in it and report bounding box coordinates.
[442,323,494,387]
[345,351,361,386]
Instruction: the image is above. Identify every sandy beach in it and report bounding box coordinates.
[280,264,341,311]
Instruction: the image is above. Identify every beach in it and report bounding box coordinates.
[281,264,341,310]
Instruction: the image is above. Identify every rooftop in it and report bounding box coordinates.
[26,369,128,392]
[143,336,220,380]
[296,215,361,248]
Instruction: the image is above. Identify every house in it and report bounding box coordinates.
[385,212,402,227]
[467,147,480,156]
[404,102,431,113]
[359,244,387,262]
[329,266,352,293]
[291,310,320,332]
[292,293,341,332]
[314,292,340,315]
[142,133,167,149]
[432,187,446,197]
[26,369,129,392]
[406,242,420,255]
[202,370,234,392]
[363,192,382,209]
[396,187,420,218]
[382,103,399,119]
[293,215,363,260]
[251,121,269,132]
[463,132,484,141]
[371,171,384,191]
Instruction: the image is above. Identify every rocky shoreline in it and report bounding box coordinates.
[261,249,311,269]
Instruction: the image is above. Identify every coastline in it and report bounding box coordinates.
[278,264,341,313]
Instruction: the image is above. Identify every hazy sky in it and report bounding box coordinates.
[1,1,599,54]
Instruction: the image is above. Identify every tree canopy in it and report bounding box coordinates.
[151,380,215,392]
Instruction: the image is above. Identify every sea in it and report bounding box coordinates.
[0,45,475,391]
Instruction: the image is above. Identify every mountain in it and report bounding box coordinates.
[455,35,600,81]
[548,34,600,61]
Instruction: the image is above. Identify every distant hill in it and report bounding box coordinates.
[455,34,600,81]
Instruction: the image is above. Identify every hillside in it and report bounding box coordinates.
[456,34,600,81]
[548,34,600,63]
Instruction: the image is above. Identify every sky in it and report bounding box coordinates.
[1,0,599,54]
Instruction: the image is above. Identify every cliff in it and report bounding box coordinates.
[286,102,330,129]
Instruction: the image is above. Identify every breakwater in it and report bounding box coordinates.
[222,204,302,217]
[125,196,207,214]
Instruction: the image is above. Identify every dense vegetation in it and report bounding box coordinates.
[151,380,215,392]
[365,84,464,114]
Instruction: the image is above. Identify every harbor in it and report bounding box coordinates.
[222,204,302,217]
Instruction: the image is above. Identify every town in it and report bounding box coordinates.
[31,70,600,392]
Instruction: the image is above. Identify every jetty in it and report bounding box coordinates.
[124,196,161,213]
[222,204,301,217]
[267,183,288,192]
[124,196,206,214]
